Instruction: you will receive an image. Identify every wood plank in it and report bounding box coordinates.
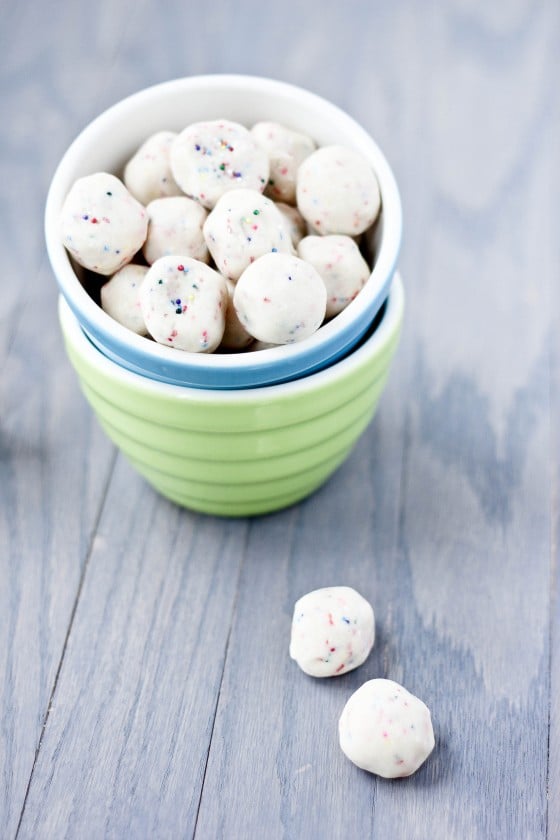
[16,458,247,839]
[0,267,116,838]
[196,2,557,838]
[0,0,140,834]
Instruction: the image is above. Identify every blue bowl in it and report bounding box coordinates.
[45,75,402,389]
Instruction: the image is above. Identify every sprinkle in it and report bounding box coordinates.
[335,664,345,673]
[91,217,99,224]
[263,297,271,303]
[195,144,201,151]
[219,163,226,171]
[106,191,112,196]
[271,247,277,252]
[328,613,334,626]
[253,209,260,215]
[342,616,351,624]
[233,171,242,178]
[158,279,164,285]
[82,215,89,220]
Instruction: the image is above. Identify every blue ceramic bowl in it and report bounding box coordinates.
[45,75,402,389]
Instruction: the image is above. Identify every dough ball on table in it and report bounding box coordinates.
[139,256,227,352]
[297,145,381,236]
[170,120,269,210]
[101,264,149,335]
[234,253,326,345]
[339,679,435,778]
[143,197,209,265]
[219,278,254,351]
[289,586,374,677]
[275,202,307,247]
[60,173,148,275]
[124,131,183,205]
[203,189,294,281]
[298,235,371,317]
[251,121,316,204]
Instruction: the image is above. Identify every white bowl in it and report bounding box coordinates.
[45,75,402,389]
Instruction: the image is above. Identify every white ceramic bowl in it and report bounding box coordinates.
[46,75,402,389]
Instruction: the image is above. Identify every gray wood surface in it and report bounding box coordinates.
[1,0,558,837]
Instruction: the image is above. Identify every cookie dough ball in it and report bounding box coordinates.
[251,121,316,205]
[143,197,209,265]
[139,256,227,352]
[338,679,435,779]
[275,202,307,247]
[339,679,435,778]
[170,120,269,209]
[298,235,371,317]
[100,264,149,335]
[234,253,326,345]
[123,131,183,205]
[203,189,294,281]
[297,145,381,236]
[220,278,254,351]
[60,173,148,275]
[290,586,374,677]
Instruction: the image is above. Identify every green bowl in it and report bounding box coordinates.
[59,274,404,516]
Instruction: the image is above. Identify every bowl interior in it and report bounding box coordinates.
[46,75,402,389]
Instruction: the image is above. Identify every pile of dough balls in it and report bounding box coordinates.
[289,586,435,780]
[60,118,381,354]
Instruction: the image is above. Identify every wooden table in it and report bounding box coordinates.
[1,1,558,837]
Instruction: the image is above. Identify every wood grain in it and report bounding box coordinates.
[17,459,247,839]
[0,0,557,837]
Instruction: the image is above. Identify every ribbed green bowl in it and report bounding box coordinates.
[59,275,404,516]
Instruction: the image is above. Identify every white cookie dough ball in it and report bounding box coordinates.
[289,586,374,677]
[234,253,326,345]
[251,121,316,205]
[297,145,381,236]
[139,256,227,352]
[220,278,254,351]
[100,264,149,335]
[143,197,209,265]
[61,173,148,276]
[123,131,183,205]
[339,679,435,778]
[275,202,307,247]
[203,189,294,281]
[298,235,371,317]
[170,120,269,210]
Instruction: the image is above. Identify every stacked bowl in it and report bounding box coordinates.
[45,76,404,516]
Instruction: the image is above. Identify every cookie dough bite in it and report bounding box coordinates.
[220,278,254,351]
[100,264,149,335]
[60,173,148,275]
[123,131,183,205]
[298,235,371,318]
[338,679,435,778]
[139,256,227,352]
[143,196,209,265]
[233,253,326,345]
[203,189,294,281]
[290,586,374,677]
[170,120,269,210]
[275,202,307,247]
[297,145,381,236]
[251,121,316,205]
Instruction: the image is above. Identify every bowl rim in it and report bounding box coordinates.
[59,273,404,403]
[45,74,402,378]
